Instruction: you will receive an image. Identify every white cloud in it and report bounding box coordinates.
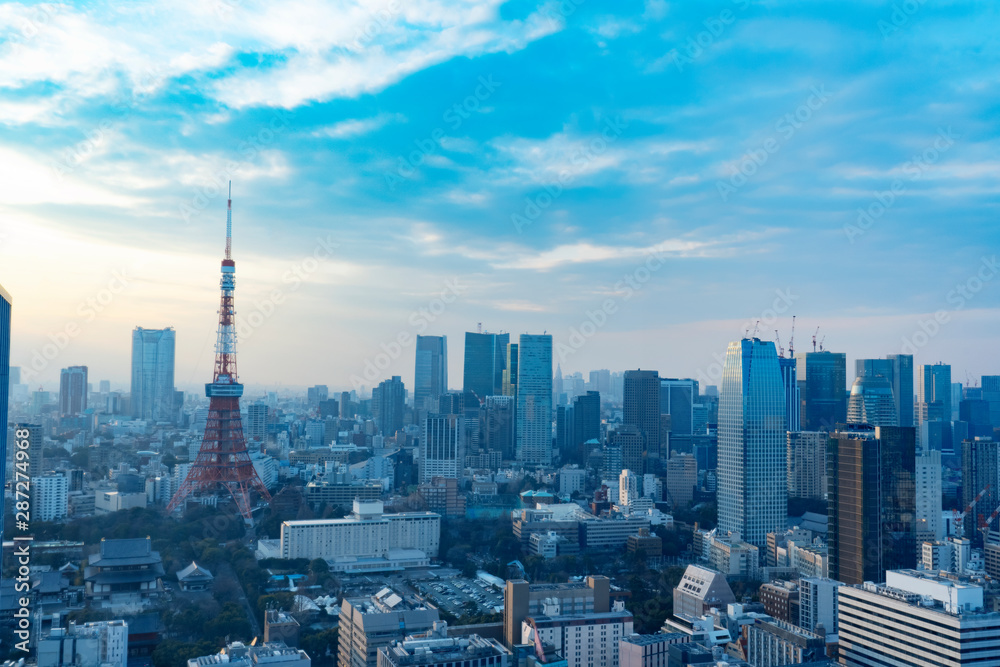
[314,113,404,139]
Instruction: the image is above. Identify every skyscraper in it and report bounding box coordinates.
[961,438,999,548]
[247,402,268,444]
[463,331,509,403]
[795,350,847,431]
[572,390,601,464]
[918,363,952,424]
[916,449,943,543]
[0,283,10,544]
[787,431,827,500]
[502,342,518,397]
[856,355,913,427]
[421,414,464,482]
[828,425,916,585]
[482,395,515,460]
[59,365,89,416]
[624,370,661,471]
[414,335,448,416]
[982,375,1000,429]
[130,327,176,422]
[778,357,801,432]
[660,378,696,437]
[372,376,405,437]
[515,334,552,465]
[718,338,787,548]
[846,375,898,427]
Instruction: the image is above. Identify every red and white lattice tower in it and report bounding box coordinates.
[167,185,271,520]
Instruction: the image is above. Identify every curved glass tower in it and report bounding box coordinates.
[718,338,787,547]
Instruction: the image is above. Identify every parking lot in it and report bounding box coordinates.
[414,575,504,617]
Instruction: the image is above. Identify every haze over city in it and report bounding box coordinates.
[1,1,998,391]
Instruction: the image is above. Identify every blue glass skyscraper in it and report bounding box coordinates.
[719,338,787,548]
[516,334,552,465]
[130,327,176,422]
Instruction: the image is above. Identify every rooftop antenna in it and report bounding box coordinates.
[225,181,232,260]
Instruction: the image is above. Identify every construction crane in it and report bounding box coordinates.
[775,330,784,358]
[979,501,1000,543]
[812,326,820,352]
[956,484,992,537]
[788,315,796,357]
[752,320,761,337]
[819,335,826,352]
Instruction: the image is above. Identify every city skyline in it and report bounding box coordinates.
[1,2,998,391]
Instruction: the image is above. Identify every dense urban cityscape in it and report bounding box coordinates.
[1,1,997,667]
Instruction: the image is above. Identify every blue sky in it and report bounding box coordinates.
[0,0,997,394]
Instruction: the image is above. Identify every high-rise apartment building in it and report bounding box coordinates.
[719,339,787,548]
[421,414,463,482]
[828,425,916,585]
[59,365,88,416]
[34,472,69,522]
[247,402,268,444]
[624,370,661,470]
[916,449,943,543]
[130,327,176,422]
[373,376,405,437]
[414,335,448,417]
[795,350,847,431]
[515,334,552,466]
[786,431,827,500]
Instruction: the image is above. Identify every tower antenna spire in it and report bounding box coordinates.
[226,181,232,260]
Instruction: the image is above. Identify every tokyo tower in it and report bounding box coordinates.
[167,185,271,521]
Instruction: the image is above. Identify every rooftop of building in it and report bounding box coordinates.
[343,587,437,615]
[621,633,688,646]
[524,610,633,626]
[383,625,508,665]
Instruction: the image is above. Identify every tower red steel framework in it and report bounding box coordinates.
[167,186,271,520]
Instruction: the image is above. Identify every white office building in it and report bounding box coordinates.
[916,449,944,541]
[798,577,842,635]
[522,601,633,667]
[838,570,1000,667]
[280,500,440,571]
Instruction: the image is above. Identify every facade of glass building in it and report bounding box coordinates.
[130,327,176,422]
[414,335,448,417]
[828,425,916,585]
[796,350,847,431]
[624,370,661,471]
[779,356,801,432]
[847,375,898,427]
[515,334,552,465]
[462,331,509,403]
[856,355,914,428]
[718,338,787,548]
